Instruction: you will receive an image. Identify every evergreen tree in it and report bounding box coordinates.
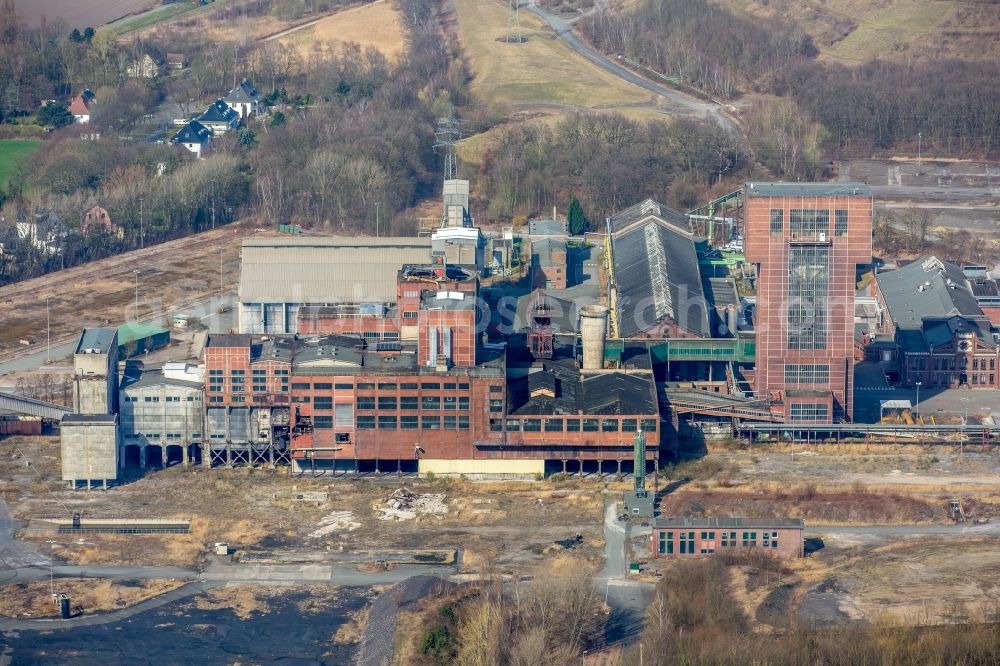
[567,196,588,235]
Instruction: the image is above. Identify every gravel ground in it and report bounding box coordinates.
[357,575,458,666]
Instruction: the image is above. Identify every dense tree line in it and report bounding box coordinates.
[579,0,815,99]
[580,0,1000,160]
[779,59,1000,156]
[477,113,746,223]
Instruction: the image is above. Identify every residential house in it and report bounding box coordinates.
[171,119,213,157]
[126,51,162,79]
[166,53,187,71]
[82,205,123,239]
[223,78,261,120]
[15,212,65,255]
[68,90,96,123]
[198,99,240,134]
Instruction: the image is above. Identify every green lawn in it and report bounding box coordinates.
[0,139,43,187]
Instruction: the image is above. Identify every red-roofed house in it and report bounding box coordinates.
[69,90,96,123]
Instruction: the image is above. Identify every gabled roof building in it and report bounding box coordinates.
[171,120,213,157]
[874,256,1000,389]
[198,98,241,133]
[68,90,96,123]
[224,78,261,119]
[608,199,710,339]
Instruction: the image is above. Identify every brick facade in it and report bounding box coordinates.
[744,184,872,421]
[652,519,804,559]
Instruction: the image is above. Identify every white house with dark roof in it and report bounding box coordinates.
[198,99,240,134]
[171,119,213,157]
[224,78,261,120]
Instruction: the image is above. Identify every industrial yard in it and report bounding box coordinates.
[0,0,998,659]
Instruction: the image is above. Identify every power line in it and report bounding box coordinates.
[433,115,464,181]
[506,0,524,44]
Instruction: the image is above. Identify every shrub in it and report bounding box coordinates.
[419,625,451,655]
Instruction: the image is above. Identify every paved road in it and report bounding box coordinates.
[598,499,654,646]
[524,3,736,132]
[808,523,999,537]
[0,499,46,571]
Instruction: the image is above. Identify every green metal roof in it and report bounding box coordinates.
[117,322,170,346]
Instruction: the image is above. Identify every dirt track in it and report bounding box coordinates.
[0,226,245,363]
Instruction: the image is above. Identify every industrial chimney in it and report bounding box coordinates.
[579,305,609,371]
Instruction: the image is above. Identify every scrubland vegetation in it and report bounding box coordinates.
[632,558,1000,666]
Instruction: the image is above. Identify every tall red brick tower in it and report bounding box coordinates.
[744,182,872,422]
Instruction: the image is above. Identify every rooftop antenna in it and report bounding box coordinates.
[433,114,463,181]
[507,0,523,44]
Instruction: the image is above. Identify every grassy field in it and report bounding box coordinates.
[451,0,649,108]
[0,139,43,187]
[279,0,407,61]
[111,0,238,35]
[15,0,154,29]
[714,0,1000,63]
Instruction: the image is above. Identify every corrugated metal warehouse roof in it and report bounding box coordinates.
[239,236,432,304]
[611,212,710,338]
[608,198,690,236]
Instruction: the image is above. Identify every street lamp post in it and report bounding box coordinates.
[917,133,922,168]
[45,295,51,364]
[961,397,970,457]
[375,202,380,237]
[133,270,140,321]
[219,246,224,304]
[139,197,144,250]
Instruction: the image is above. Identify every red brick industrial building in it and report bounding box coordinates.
[531,238,568,290]
[651,517,805,559]
[205,261,661,475]
[744,182,873,422]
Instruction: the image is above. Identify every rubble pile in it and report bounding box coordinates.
[378,486,448,521]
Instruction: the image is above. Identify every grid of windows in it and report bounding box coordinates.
[769,209,783,236]
[313,397,333,410]
[783,364,830,385]
[834,209,848,236]
[523,419,541,432]
[787,246,829,350]
[789,209,829,237]
[789,403,829,421]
